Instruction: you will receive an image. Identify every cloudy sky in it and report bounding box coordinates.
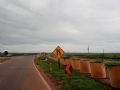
[0,0,120,53]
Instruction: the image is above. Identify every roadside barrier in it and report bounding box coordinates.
[41,56,120,89]
[79,60,91,74]
[47,56,58,62]
[60,59,66,65]
[90,62,106,78]
[108,66,120,88]
[71,59,80,71]
[64,59,72,65]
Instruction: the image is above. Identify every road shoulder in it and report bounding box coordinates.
[33,57,63,90]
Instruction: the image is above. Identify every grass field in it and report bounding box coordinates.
[62,53,120,60]
[36,57,107,90]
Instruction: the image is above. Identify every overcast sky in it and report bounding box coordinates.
[0,0,120,53]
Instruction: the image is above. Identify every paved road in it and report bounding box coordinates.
[0,56,50,90]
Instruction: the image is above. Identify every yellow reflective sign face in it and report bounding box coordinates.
[52,46,64,58]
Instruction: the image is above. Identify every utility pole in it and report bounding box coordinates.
[103,49,105,57]
[102,49,104,60]
[87,45,90,58]
[88,45,90,54]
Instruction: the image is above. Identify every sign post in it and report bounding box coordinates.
[52,46,64,69]
[58,59,60,69]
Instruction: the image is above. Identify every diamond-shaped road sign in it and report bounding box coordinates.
[52,46,64,58]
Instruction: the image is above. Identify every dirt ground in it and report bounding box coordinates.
[0,57,11,63]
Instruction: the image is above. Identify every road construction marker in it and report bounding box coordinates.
[64,64,72,75]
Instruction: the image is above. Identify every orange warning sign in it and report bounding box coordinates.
[52,46,64,58]
[64,64,72,75]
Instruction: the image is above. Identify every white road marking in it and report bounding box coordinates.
[32,57,52,90]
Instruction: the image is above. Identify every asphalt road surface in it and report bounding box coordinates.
[0,56,50,90]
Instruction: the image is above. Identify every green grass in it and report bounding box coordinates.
[105,61,120,68]
[36,57,106,90]
[62,53,120,60]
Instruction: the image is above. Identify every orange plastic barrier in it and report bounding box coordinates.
[90,62,106,78]
[60,59,66,65]
[71,59,80,71]
[47,56,58,62]
[109,66,120,88]
[64,59,72,65]
[79,60,91,74]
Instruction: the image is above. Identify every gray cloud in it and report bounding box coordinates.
[0,0,120,52]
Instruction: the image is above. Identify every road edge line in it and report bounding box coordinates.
[32,57,52,90]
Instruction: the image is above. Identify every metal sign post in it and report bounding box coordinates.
[58,59,60,69]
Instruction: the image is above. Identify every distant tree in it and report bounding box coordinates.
[4,51,8,56]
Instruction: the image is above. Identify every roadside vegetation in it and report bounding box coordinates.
[0,51,11,63]
[36,57,106,90]
[62,53,120,60]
